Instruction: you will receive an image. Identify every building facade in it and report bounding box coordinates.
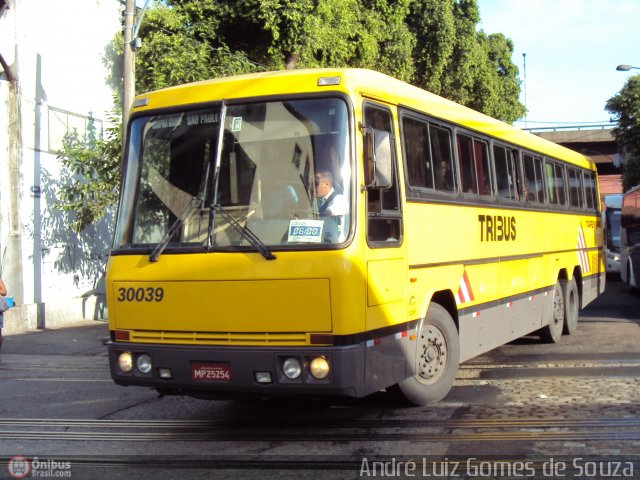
[0,0,121,333]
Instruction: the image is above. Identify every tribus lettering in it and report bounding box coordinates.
[478,214,517,242]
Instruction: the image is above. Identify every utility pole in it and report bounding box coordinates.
[522,53,528,129]
[122,0,135,136]
[5,49,25,308]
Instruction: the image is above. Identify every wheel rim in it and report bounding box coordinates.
[416,324,447,385]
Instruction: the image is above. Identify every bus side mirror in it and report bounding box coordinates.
[363,127,392,189]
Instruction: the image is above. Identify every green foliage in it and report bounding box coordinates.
[408,0,525,123]
[606,75,640,192]
[55,111,121,233]
[468,33,526,123]
[135,3,261,94]
[407,0,455,93]
[133,0,523,121]
[621,153,640,193]
[149,0,416,80]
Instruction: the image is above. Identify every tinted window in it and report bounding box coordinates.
[431,126,455,192]
[555,164,567,205]
[523,154,544,203]
[584,172,598,211]
[457,134,491,196]
[494,145,519,200]
[403,117,433,189]
[402,115,454,192]
[567,168,583,208]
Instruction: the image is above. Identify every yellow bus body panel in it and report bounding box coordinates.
[112,278,332,333]
[106,245,369,344]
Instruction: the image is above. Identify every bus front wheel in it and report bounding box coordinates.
[395,303,460,405]
[540,281,564,343]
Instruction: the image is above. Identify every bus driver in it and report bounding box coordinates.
[315,170,347,216]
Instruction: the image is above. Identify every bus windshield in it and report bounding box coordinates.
[114,98,352,253]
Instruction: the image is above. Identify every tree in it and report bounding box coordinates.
[135,3,260,94]
[143,0,415,80]
[408,0,525,123]
[407,0,455,93]
[469,32,526,123]
[606,75,640,192]
[55,110,121,233]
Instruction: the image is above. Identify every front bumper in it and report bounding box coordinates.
[108,341,366,398]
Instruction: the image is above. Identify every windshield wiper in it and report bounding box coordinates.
[212,204,276,260]
[148,196,202,263]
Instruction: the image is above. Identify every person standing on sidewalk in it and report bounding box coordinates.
[0,277,7,352]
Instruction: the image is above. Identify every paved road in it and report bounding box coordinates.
[0,278,638,479]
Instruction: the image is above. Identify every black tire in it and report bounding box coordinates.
[395,303,459,405]
[540,281,564,343]
[562,278,579,335]
[629,263,639,294]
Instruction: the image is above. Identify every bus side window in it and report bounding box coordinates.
[555,164,567,206]
[457,134,491,196]
[522,154,534,201]
[401,115,455,193]
[364,104,402,245]
[544,161,559,205]
[457,134,477,194]
[402,116,433,189]
[430,125,455,192]
[476,139,492,196]
[568,168,583,208]
[523,153,544,203]
[533,156,545,202]
[583,172,598,211]
[494,145,519,200]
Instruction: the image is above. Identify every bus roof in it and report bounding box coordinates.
[131,68,595,171]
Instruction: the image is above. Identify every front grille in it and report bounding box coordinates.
[129,330,309,346]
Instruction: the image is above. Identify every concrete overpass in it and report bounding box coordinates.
[532,125,621,196]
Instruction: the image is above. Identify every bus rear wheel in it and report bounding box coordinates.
[540,281,564,343]
[395,303,459,405]
[562,278,579,335]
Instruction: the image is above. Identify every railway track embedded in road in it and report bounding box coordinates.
[1,416,639,443]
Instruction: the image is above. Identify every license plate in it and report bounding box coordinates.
[191,362,232,382]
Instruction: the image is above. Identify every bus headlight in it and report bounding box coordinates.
[283,357,302,379]
[118,352,133,373]
[309,356,330,379]
[136,354,152,374]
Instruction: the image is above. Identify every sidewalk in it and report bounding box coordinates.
[2,319,109,356]
[1,293,106,335]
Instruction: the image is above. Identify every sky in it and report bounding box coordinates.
[476,0,640,129]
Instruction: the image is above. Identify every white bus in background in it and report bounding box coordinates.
[602,194,623,275]
[621,186,640,289]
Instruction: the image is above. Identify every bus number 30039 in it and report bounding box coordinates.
[117,287,164,302]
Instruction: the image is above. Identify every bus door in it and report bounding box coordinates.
[362,102,408,388]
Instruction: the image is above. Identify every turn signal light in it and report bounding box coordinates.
[114,330,130,341]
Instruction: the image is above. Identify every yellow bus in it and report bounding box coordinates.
[107,69,605,405]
